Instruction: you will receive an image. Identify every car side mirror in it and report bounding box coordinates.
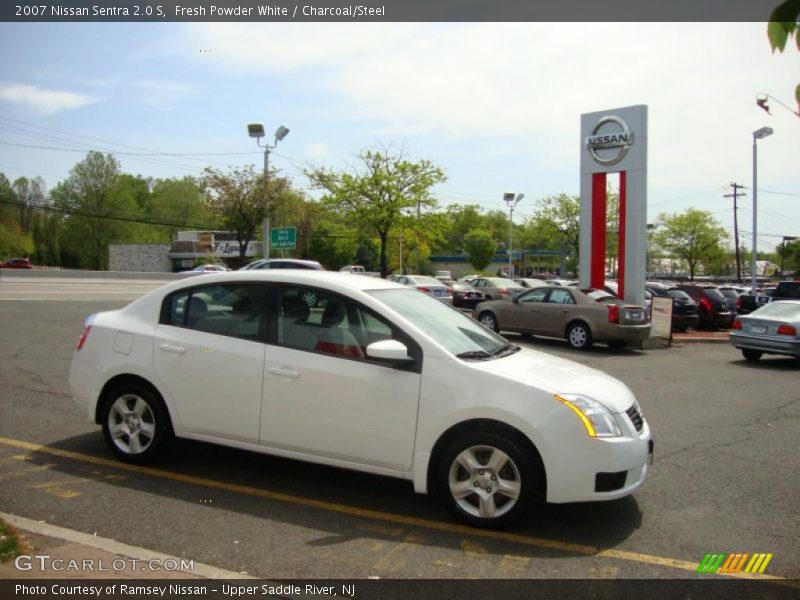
[366,339,412,362]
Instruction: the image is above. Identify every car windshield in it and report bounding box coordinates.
[718,289,738,299]
[371,289,511,358]
[750,302,800,318]
[488,278,518,287]
[666,289,692,301]
[412,276,445,286]
[701,287,725,301]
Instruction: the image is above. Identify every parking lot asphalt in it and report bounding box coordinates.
[0,289,798,585]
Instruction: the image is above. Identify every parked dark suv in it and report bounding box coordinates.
[647,285,700,331]
[770,281,800,302]
[677,284,734,329]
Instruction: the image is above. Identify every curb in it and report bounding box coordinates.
[0,512,255,580]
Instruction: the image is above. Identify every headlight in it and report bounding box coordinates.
[555,394,621,438]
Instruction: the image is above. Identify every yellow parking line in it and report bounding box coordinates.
[0,435,795,585]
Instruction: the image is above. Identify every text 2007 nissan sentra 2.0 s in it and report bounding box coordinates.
[69,271,652,528]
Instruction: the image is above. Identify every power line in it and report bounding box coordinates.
[0,198,218,230]
[0,141,260,157]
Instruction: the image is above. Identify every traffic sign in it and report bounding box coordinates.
[271,226,296,249]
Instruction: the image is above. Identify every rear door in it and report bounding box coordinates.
[153,283,268,443]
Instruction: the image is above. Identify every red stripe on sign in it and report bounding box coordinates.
[591,173,607,290]
[618,171,626,299]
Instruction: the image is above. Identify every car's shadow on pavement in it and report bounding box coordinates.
[728,357,800,370]
[29,432,645,561]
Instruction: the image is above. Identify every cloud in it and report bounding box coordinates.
[173,23,798,202]
[0,83,102,115]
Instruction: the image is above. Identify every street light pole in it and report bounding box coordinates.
[751,126,773,292]
[503,192,524,278]
[248,123,289,260]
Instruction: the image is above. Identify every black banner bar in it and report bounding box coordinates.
[1,1,775,23]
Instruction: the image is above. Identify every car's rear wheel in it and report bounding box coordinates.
[101,383,171,464]
[742,349,763,362]
[437,430,539,528]
[478,312,499,332]
[567,321,593,350]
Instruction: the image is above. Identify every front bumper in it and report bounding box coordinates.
[538,420,652,503]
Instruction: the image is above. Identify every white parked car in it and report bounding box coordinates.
[69,271,652,527]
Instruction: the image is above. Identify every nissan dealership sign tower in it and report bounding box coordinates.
[579,105,648,307]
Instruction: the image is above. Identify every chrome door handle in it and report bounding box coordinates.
[158,344,186,354]
[268,367,300,379]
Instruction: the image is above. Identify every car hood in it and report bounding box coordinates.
[467,346,636,413]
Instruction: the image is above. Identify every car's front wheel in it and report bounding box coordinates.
[101,383,172,464]
[437,430,540,528]
[742,349,763,362]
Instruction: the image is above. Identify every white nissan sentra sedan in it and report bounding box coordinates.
[70,271,652,528]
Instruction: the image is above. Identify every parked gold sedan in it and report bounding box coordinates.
[474,286,650,350]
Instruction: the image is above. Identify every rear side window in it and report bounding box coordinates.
[162,284,267,340]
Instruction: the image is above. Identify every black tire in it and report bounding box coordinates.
[566,321,593,350]
[478,311,500,333]
[742,349,763,362]
[436,429,541,529]
[101,383,172,464]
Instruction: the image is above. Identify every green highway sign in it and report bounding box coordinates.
[271,226,297,249]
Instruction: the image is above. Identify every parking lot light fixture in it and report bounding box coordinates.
[248,123,290,259]
[751,127,773,292]
[504,192,524,278]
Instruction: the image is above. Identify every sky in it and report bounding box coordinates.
[0,21,798,254]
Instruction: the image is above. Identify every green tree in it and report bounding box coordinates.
[653,209,730,280]
[305,146,447,277]
[463,229,497,271]
[52,152,139,270]
[307,220,359,270]
[768,0,800,112]
[777,238,800,275]
[202,165,293,263]
[523,194,582,262]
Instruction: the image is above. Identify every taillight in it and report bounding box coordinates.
[699,297,712,311]
[736,296,743,309]
[608,304,620,324]
[777,324,797,336]
[417,286,430,293]
[76,325,92,350]
[498,288,509,296]
[446,287,453,295]
[731,319,743,330]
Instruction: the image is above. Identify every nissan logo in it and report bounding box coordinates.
[585,115,634,166]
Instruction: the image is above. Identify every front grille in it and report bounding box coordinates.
[626,404,644,433]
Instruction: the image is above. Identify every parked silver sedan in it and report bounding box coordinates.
[474,286,650,350]
[469,277,525,301]
[394,274,453,303]
[730,300,800,362]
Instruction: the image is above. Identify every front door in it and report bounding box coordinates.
[260,286,421,471]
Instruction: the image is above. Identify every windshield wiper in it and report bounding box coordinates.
[491,343,520,357]
[456,350,492,360]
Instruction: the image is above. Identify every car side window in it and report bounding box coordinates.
[547,289,575,304]
[277,286,396,361]
[518,289,547,303]
[163,284,266,340]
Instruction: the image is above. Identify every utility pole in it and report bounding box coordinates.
[724,183,745,282]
